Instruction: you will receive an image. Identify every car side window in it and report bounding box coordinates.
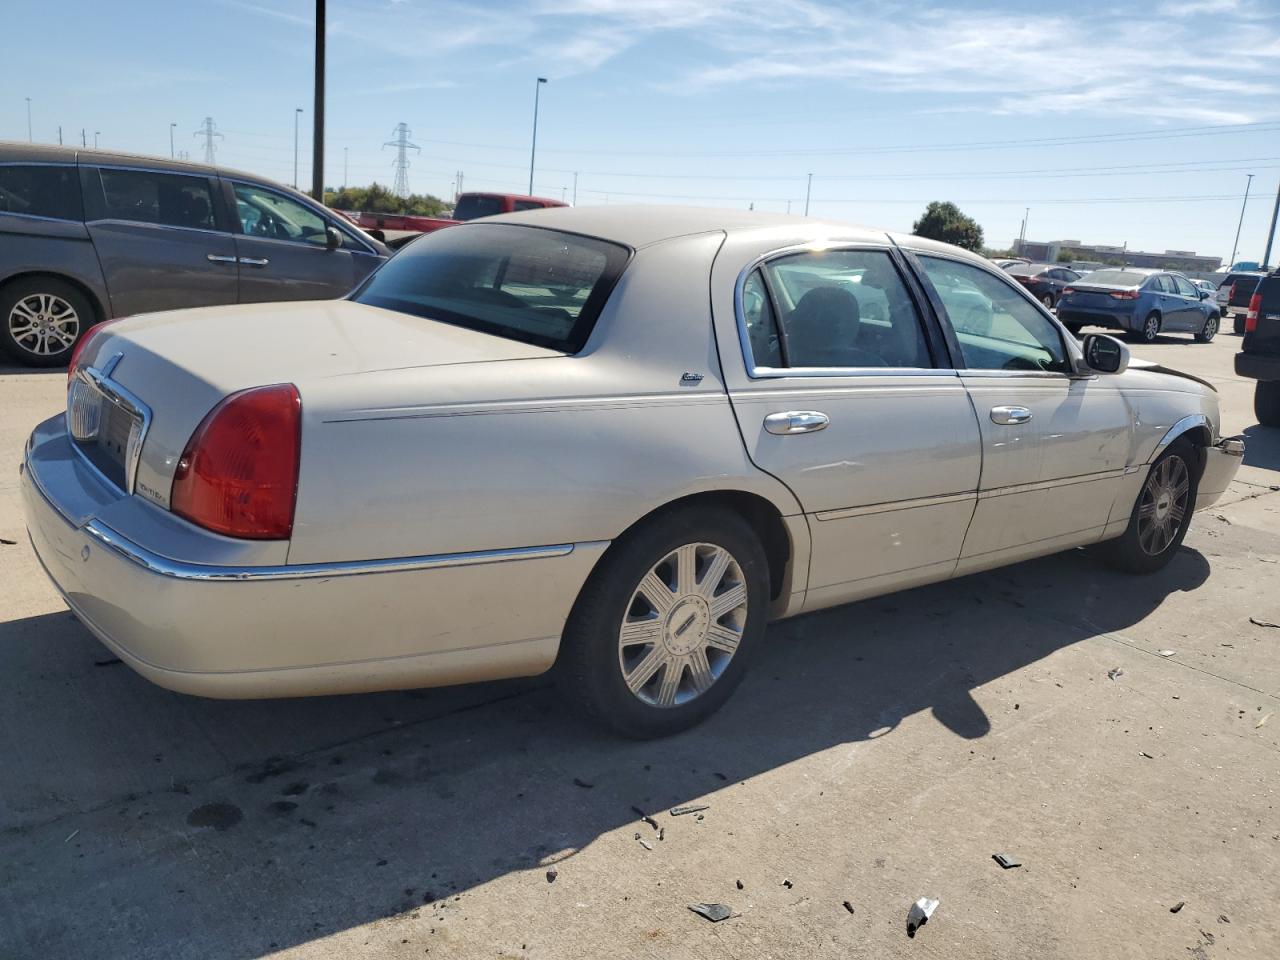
[918,255,1071,374]
[1172,276,1196,298]
[98,168,217,230]
[233,182,334,247]
[0,165,82,221]
[752,249,933,369]
[741,269,782,367]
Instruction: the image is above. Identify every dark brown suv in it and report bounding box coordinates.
[0,143,388,366]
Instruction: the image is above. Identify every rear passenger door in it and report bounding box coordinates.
[83,165,238,316]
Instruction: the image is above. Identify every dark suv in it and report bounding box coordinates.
[1235,269,1280,426]
[0,143,388,366]
[1217,272,1265,335]
[1004,263,1080,309]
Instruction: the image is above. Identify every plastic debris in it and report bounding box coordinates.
[1139,751,1154,759]
[671,804,709,817]
[992,853,1021,869]
[907,897,938,937]
[1108,668,1124,680]
[1258,712,1273,729]
[1170,901,1185,913]
[545,867,558,883]
[1250,617,1280,629]
[688,902,732,923]
[638,838,653,851]
[1158,650,1176,657]
[631,806,660,831]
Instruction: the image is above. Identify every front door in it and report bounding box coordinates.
[1167,274,1203,331]
[912,254,1135,572]
[227,180,357,303]
[712,242,983,612]
[84,166,238,317]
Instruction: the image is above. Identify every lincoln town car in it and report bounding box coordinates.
[21,207,1244,737]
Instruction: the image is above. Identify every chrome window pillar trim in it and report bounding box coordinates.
[68,354,152,496]
[82,520,588,582]
[1151,413,1213,460]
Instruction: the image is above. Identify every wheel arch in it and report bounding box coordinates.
[1150,414,1212,476]
[0,270,107,323]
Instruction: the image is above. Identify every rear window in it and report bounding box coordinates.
[353,223,630,353]
[452,195,505,221]
[0,164,82,221]
[1005,264,1043,276]
[1082,270,1150,286]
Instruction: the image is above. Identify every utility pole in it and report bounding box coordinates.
[787,200,792,214]
[25,97,32,141]
[804,173,812,216]
[311,0,325,201]
[1262,179,1280,270]
[1018,207,1029,252]
[528,77,547,196]
[94,131,100,148]
[170,122,176,159]
[293,108,303,188]
[383,122,419,199]
[194,117,222,164]
[1230,173,1255,271]
[455,169,464,200]
[81,129,86,147]
[57,126,62,146]
[572,171,578,206]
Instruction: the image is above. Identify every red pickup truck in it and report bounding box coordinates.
[351,192,567,236]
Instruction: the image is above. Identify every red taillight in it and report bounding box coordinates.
[1229,282,1237,303]
[1015,275,1037,285]
[170,384,302,540]
[1062,287,1076,296]
[1246,292,1262,333]
[66,319,122,385]
[1109,290,1139,300]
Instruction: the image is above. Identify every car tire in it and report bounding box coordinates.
[0,276,95,367]
[1233,314,1246,336]
[1041,294,1054,310]
[556,504,770,739]
[1194,313,1219,343]
[1097,439,1199,575]
[1132,311,1161,343]
[1256,381,1280,428]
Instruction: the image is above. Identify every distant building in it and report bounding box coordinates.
[1012,238,1221,272]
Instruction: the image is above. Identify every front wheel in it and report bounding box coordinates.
[1097,440,1198,574]
[1041,294,1055,310]
[1257,380,1280,427]
[557,506,770,738]
[1195,314,1219,343]
[0,277,94,367]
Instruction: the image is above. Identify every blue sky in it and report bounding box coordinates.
[5,0,1280,261]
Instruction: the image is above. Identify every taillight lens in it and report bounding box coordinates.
[66,319,122,385]
[1109,290,1139,300]
[1246,292,1262,333]
[170,384,302,540]
[1015,275,1036,285]
[1062,287,1076,296]
[1229,282,1237,303]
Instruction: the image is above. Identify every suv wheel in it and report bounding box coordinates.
[1233,314,1246,336]
[1257,381,1280,428]
[0,277,94,367]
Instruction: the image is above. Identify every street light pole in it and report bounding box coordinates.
[169,122,176,159]
[804,173,812,216]
[294,108,304,188]
[1262,179,1280,271]
[25,97,32,141]
[528,77,547,196]
[343,147,348,190]
[311,0,325,201]
[1229,173,1255,271]
[94,131,100,148]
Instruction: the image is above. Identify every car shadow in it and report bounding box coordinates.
[0,362,64,377]
[1243,423,1280,472]
[0,545,1211,957]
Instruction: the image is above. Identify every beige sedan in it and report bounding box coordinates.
[22,207,1243,737]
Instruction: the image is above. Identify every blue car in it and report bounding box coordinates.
[1056,268,1222,344]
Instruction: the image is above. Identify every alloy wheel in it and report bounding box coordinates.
[7,293,80,357]
[1143,315,1160,341]
[1137,455,1190,556]
[1202,316,1218,340]
[617,542,748,708]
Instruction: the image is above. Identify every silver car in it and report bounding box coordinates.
[21,207,1244,737]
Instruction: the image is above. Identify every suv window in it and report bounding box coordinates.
[353,223,629,353]
[0,165,82,221]
[452,195,505,221]
[919,256,1071,374]
[513,200,544,211]
[233,182,341,247]
[753,249,933,369]
[98,168,217,230]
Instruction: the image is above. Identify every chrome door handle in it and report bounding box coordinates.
[238,257,270,267]
[764,411,829,435]
[990,405,1032,425]
[206,253,237,263]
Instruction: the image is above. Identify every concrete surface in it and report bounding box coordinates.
[1,329,1277,959]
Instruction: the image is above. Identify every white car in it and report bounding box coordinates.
[22,207,1244,737]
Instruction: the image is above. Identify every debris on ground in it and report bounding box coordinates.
[1158,649,1176,657]
[0,537,17,545]
[631,806,660,831]
[545,867,558,883]
[1108,668,1124,680]
[782,878,794,888]
[671,804,710,817]
[907,897,939,937]
[992,853,1021,869]
[1219,914,1230,924]
[657,827,665,842]
[1258,712,1273,729]
[688,903,732,923]
[64,829,79,844]
[572,778,594,789]
[1139,751,1154,759]
[1250,617,1280,629]
[843,901,855,914]
[695,814,705,821]
[735,879,744,890]
[1170,901,1185,913]
[638,838,653,851]
[94,658,123,667]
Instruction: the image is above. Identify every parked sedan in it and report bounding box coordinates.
[0,143,389,366]
[22,207,1243,738]
[1057,269,1222,343]
[1004,263,1081,308]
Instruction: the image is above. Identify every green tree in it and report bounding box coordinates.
[911,201,984,252]
[324,182,448,217]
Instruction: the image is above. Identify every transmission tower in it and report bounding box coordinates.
[383,122,420,198]
[194,117,223,165]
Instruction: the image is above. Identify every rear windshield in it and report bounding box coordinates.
[352,223,630,353]
[452,195,505,221]
[1081,270,1149,286]
[1005,264,1045,276]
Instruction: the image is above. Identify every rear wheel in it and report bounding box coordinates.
[1040,294,1054,309]
[1098,440,1198,574]
[0,277,94,367]
[557,506,769,738]
[1194,313,1219,343]
[1233,314,1246,336]
[1132,311,1161,343]
[1257,381,1280,428]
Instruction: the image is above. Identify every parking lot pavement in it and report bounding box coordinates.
[1,331,1278,960]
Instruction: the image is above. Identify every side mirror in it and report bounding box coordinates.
[1199,289,1209,300]
[1081,333,1129,374]
[325,225,342,250]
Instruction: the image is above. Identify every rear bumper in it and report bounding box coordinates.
[1235,351,1280,381]
[22,416,605,698]
[1196,436,1245,511]
[1057,307,1136,331]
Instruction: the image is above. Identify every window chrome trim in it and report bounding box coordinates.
[68,354,153,496]
[84,217,230,238]
[82,519,585,582]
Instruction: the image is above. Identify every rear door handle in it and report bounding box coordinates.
[764,411,829,435]
[206,253,237,263]
[238,257,270,267]
[990,405,1032,425]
